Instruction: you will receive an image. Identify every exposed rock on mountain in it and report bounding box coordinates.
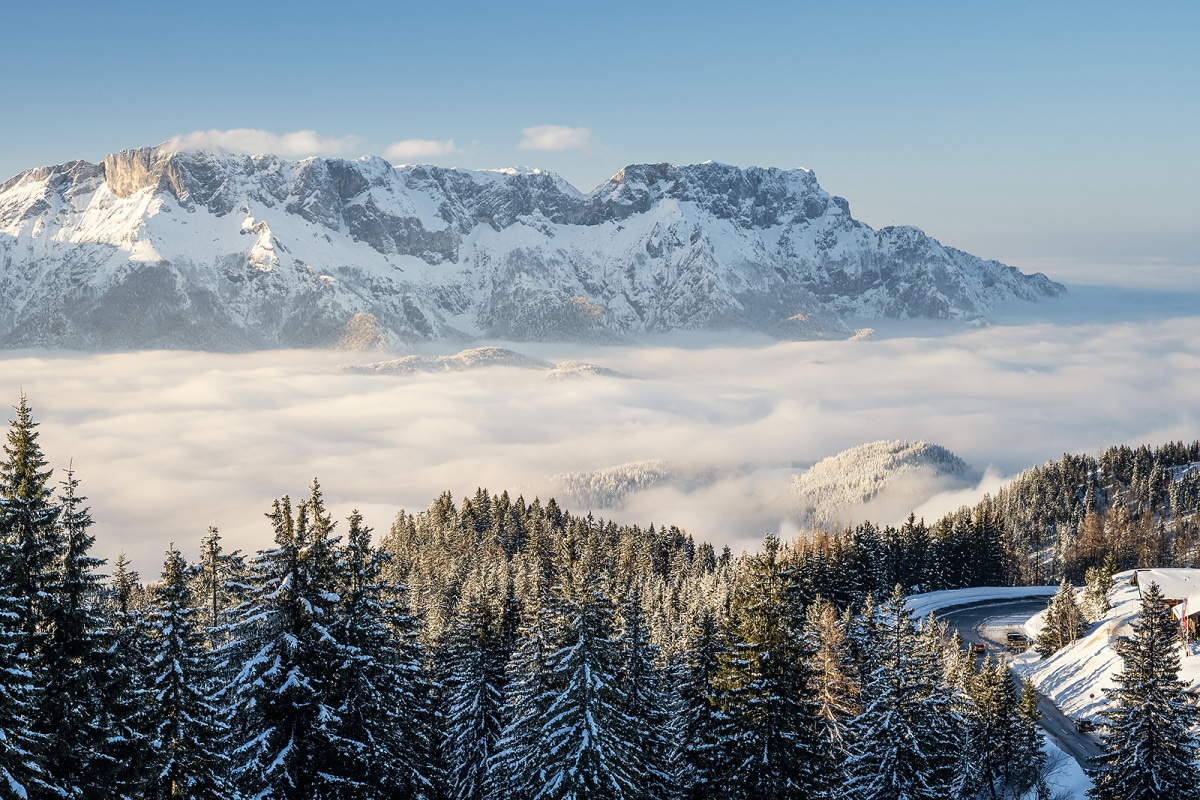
[0,145,1064,350]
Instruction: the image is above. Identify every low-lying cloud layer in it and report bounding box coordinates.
[4,294,1199,578]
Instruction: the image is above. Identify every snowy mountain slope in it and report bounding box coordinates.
[789,440,978,527]
[0,145,1064,350]
[554,459,725,510]
[343,345,623,379]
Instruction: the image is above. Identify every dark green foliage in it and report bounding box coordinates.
[189,526,246,645]
[536,581,644,800]
[0,547,45,799]
[1010,679,1050,800]
[666,609,736,800]
[440,573,507,800]
[143,544,227,800]
[1035,579,1087,657]
[35,470,141,800]
[614,590,669,800]
[714,534,821,800]
[1089,581,1200,800]
[845,587,958,800]
[331,509,435,800]
[221,485,347,800]
[0,392,62,649]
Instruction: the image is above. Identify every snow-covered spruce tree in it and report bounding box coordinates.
[99,549,155,800]
[845,586,959,800]
[142,543,227,800]
[440,562,507,800]
[714,533,821,800]
[0,393,62,649]
[1035,578,1087,657]
[220,484,347,800]
[915,616,961,793]
[614,587,670,800]
[189,526,246,647]
[331,509,435,800]
[959,657,1022,798]
[35,469,143,800]
[0,536,46,799]
[530,545,645,800]
[488,556,557,800]
[1009,679,1049,800]
[802,596,860,799]
[666,608,737,800]
[1089,581,1200,800]
[1080,558,1115,623]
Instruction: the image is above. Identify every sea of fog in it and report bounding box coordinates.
[3,280,1199,577]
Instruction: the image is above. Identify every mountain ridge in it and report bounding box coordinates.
[0,144,1064,351]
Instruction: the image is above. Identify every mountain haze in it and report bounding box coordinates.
[0,145,1064,350]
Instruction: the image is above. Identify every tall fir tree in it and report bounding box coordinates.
[1035,578,1087,657]
[803,596,860,800]
[331,509,436,800]
[143,543,227,800]
[1009,679,1049,800]
[666,608,737,800]
[617,587,672,800]
[220,485,346,800]
[0,393,62,650]
[0,537,46,799]
[440,564,507,800]
[960,657,1022,798]
[489,559,556,800]
[714,533,821,800]
[35,469,141,800]
[189,526,246,647]
[535,581,644,800]
[1089,581,1200,800]
[845,586,960,800]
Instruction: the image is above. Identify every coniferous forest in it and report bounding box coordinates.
[3,392,1200,800]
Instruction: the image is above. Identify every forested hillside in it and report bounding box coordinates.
[0,396,1070,800]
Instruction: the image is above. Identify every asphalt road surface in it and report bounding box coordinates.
[938,598,1104,770]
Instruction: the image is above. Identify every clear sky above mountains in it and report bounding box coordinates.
[5,1,1196,274]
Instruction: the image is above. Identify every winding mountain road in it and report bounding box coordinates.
[937,598,1103,769]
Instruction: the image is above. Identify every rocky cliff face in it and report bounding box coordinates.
[0,145,1064,350]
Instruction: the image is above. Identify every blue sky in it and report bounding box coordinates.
[4,1,1196,268]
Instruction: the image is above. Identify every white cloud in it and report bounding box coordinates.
[518,125,595,153]
[5,311,1200,573]
[384,139,459,161]
[165,128,361,158]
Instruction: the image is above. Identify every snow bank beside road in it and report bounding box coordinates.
[905,585,1058,619]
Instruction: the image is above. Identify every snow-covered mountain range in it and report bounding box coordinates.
[0,145,1064,350]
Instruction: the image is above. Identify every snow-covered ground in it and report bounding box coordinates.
[1043,736,1092,800]
[1012,570,1200,723]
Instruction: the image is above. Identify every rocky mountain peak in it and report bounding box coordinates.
[0,144,1065,351]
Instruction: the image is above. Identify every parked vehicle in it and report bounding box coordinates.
[1075,718,1096,733]
[1006,631,1032,650]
